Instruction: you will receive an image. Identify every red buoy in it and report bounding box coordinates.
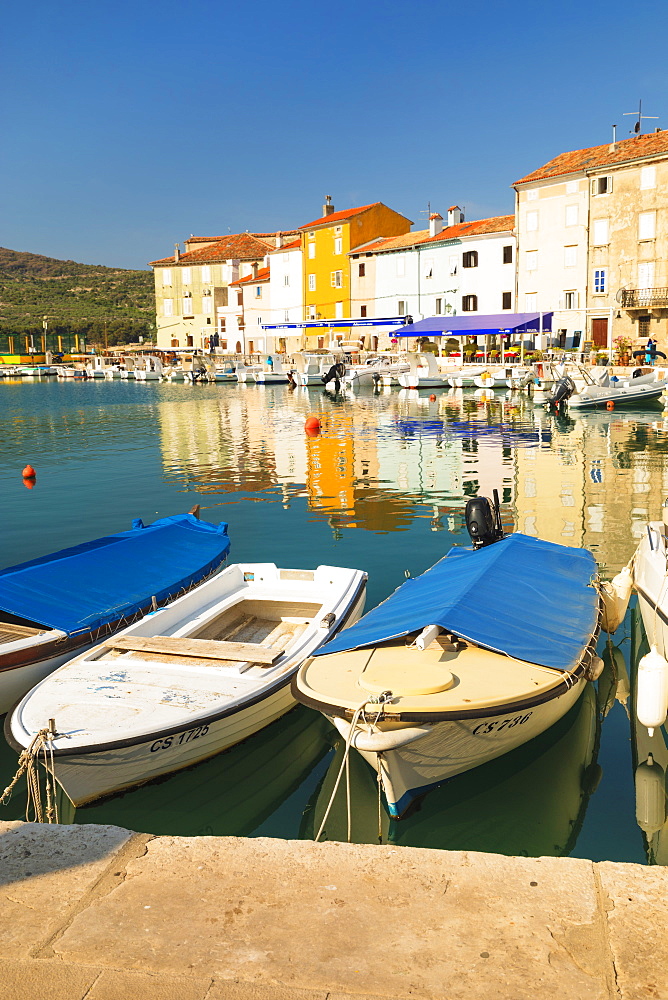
[606,400,614,411]
[429,394,437,402]
[22,464,36,479]
[304,416,320,436]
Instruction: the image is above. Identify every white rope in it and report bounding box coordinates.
[315,700,369,843]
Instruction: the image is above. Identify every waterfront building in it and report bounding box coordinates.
[514,130,668,353]
[349,209,516,350]
[298,198,411,346]
[150,231,298,352]
[267,237,304,352]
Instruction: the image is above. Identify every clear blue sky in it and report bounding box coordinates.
[2,0,667,270]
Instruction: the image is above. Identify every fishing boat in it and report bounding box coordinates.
[254,358,291,384]
[6,562,367,806]
[0,509,230,714]
[549,363,668,410]
[398,353,450,390]
[293,493,604,819]
[291,353,338,387]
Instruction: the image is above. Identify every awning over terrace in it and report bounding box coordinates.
[395,313,553,338]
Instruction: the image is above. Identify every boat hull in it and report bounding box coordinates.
[332,678,586,818]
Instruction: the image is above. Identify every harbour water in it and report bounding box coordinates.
[1,376,666,863]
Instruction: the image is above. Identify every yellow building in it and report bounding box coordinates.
[298,198,411,340]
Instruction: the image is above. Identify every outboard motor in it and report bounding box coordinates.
[322,362,345,392]
[465,491,504,549]
[548,375,576,411]
[633,368,644,379]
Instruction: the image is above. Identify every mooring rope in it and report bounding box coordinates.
[0,726,60,824]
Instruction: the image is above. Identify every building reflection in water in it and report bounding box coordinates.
[156,386,668,563]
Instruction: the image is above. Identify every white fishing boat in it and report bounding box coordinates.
[235,362,263,383]
[134,356,164,381]
[254,358,291,384]
[6,562,367,806]
[549,362,668,410]
[0,509,231,714]
[398,353,450,390]
[293,494,604,819]
[291,353,338,387]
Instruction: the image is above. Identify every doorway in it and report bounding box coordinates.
[591,318,608,348]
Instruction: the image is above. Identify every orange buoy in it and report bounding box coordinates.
[22,464,36,478]
[429,394,437,402]
[22,476,35,490]
[304,416,320,435]
[606,400,614,411]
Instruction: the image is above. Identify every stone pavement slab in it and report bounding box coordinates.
[84,968,212,1000]
[598,861,668,1000]
[0,959,99,1000]
[0,821,139,959]
[52,836,612,1000]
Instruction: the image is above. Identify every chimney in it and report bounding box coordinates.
[252,262,259,279]
[429,213,444,237]
[447,206,464,226]
[275,231,284,248]
[322,195,335,217]
[174,242,180,262]
[609,124,617,153]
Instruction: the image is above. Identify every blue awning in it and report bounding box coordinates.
[0,513,230,634]
[395,313,553,337]
[315,533,598,672]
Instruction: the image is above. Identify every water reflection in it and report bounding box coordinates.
[303,685,600,858]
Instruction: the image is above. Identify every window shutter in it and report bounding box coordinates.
[591,180,597,195]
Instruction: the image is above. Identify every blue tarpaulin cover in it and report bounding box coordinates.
[0,514,230,634]
[316,533,598,672]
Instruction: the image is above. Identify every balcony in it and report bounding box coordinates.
[620,287,668,309]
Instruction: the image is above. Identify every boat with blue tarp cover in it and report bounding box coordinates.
[293,494,605,820]
[0,508,230,713]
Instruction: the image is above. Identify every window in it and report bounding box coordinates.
[284,274,290,286]
[449,255,457,275]
[564,245,577,267]
[396,257,406,278]
[284,310,290,322]
[202,296,213,314]
[237,291,243,306]
[201,265,211,283]
[565,205,579,227]
[524,292,537,311]
[334,226,342,235]
[564,291,578,309]
[639,211,656,240]
[638,262,655,289]
[594,269,606,293]
[171,338,179,347]
[526,250,537,271]
[257,316,263,325]
[462,250,478,268]
[462,295,478,312]
[423,258,434,278]
[360,305,367,317]
[308,274,316,291]
[335,301,343,319]
[162,269,172,286]
[591,176,612,195]
[639,315,651,337]
[435,298,442,315]
[502,291,512,310]
[255,286,262,298]
[358,262,365,277]
[503,245,513,264]
[640,166,656,190]
[221,340,228,350]
[182,268,191,284]
[308,231,315,239]
[186,336,194,347]
[526,211,538,232]
[308,305,316,320]
[182,294,193,316]
[163,298,173,316]
[331,271,342,288]
[398,300,406,316]
[593,219,609,245]
[308,243,316,259]
[334,238,342,255]
[527,189,538,201]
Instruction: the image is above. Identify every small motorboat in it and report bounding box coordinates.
[292,353,338,387]
[293,493,604,819]
[398,353,450,390]
[254,358,291,384]
[548,363,668,410]
[6,562,367,806]
[0,508,231,713]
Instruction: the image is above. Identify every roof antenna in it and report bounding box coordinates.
[623,100,659,135]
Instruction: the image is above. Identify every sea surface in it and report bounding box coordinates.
[1,375,667,863]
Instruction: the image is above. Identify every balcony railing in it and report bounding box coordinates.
[620,287,668,309]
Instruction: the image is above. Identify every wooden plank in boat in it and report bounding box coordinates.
[104,635,283,664]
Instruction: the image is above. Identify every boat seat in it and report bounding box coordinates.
[103,635,284,664]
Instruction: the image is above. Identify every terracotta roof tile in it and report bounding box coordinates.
[268,238,301,253]
[349,215,514,256]
[515,130,668,185]
[149,233,273,266]
[298,203,382,231]
[230,266,270,287]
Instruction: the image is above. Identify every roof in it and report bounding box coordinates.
[230,266,270,287]
[515,130,668,185]
[149,233,280,267]
[299,202,392,231]
[268,238,301,253]
[349,215,514,256]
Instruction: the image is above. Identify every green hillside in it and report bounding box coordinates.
[0,247,155,347]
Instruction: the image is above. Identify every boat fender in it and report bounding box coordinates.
[636,646,668,736]
[415,624,441,650]
[635,754,666,836]
[600,564,634,633]
[584,654,604,682]
[581,762,603,797]
[331,716,433,752]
